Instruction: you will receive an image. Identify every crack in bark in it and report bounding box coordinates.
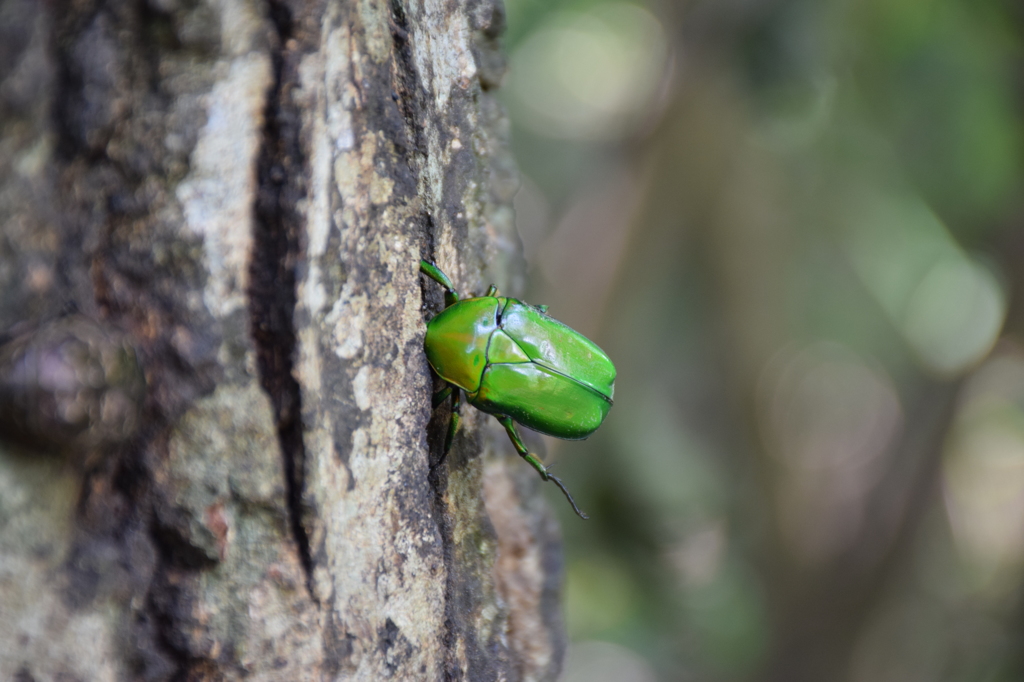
[418,217,461,677]
[427,430,461,682]
[384,3,467,674]
[250,0,317,603]
[418,187,460,681]
[419,204,473,682]
[388,0,427,157]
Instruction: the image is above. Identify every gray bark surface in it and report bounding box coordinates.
[0,0,565,679]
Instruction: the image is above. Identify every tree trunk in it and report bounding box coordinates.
[0,0,565,679]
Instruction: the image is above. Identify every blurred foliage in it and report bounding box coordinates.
[499,0,1024,679]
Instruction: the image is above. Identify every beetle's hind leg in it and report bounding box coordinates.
[496,416,589,520]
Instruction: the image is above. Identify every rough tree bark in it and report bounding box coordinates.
[0,0,566,679]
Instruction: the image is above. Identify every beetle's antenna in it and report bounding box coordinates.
[547,475,589,520]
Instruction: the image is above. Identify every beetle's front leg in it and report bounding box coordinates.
[496,416,589,520]
[419,260,460,308]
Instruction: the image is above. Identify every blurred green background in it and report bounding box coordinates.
[498,0,1024,680]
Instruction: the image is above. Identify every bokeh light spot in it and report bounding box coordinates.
[562,641,658,682]
[943,350,1024,592]
[847,191,1006,375]
[505,3,669,141]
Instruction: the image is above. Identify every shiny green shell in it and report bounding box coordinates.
[424,296,615,439]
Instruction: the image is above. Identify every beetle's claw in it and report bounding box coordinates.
[547,474,589,520]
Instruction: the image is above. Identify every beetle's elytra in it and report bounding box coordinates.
[419,260,616,519]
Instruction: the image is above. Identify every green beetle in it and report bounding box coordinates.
[419,260,615,519]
